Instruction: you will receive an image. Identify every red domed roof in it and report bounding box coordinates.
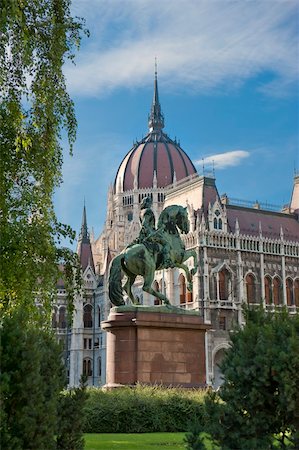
[115,133,197,192]
[114,69,197,193]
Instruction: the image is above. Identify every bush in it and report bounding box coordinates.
[56,377,88,450]
[0,309,66,450]
[189,307,299,450]
[83,384,206,433]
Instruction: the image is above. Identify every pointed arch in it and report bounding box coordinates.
[286,278,293,306]
[264,276,272,304]
[273,276,282,305]
[58,306,66,328]
[179,273,186,304]
[219,268,230,300]
[83,304,93,328]
[245,273,256,303]
[83,358,92,377]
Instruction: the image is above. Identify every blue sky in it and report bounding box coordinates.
[54,0,299,243]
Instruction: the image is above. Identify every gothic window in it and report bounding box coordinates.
[58,306,66,328]
[83,358,92,377]
[127,212,133,221]
[179,273,186,304]
[52,307,58,328]
[273,277,282,305]
[218,218,223,230]
[286,278,294,306]
[83,304,93,328]
[219,269,229,300]
[264,276,272,304]
[153,281,161,305]
[246,273,256,303]
[295,279,299,307]
[213,218,218,229]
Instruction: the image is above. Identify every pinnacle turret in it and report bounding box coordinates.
[79,202,89,242]
[77,202,95,272]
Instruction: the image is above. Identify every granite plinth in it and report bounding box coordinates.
[101,305,210,388]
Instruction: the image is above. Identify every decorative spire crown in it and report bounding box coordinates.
[148,59,164,132]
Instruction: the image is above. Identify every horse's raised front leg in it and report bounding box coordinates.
[142,268,171,306]
[182,249,198,277]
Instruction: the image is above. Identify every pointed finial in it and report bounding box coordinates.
[148,59,165,132]
[79,201,89,241]
[280,226,284,240]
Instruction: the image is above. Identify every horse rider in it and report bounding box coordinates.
[136,196,174,269]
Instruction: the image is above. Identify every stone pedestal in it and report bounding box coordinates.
[101,306,210,388]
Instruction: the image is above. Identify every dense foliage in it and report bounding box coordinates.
[57,377,88,450]
[0,2,88,448]
[187,307,299,450]
[0,309,66,449]
[0,0,86,318]
[84,385,206,433]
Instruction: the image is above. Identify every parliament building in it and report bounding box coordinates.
[53,73,299,388]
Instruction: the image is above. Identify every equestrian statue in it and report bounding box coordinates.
[108,197,198,306]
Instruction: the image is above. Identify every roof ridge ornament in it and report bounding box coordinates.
[148,59,165,132]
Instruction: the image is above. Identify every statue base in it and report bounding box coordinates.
[101,305,210,388]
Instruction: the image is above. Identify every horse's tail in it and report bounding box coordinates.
[108,254,125,306]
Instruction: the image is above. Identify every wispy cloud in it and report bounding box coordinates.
[66,0,298,97]
[195,150,250,169]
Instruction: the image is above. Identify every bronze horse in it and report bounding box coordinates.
[108,205,198,306]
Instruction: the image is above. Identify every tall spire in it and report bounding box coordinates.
[77,202,95,272]
[148,59,164,132]
[79,201,89,241]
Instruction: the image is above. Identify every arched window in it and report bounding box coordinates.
[273,277,282,305]
[83,358,92,377]
[213,218,218,229]
[286,278,293,306]
[246,273,255,303]
[218,218,223,230]
[264,276,272,304]
[179,274,186,304]
[295,279,299,307]
[83,304,93,328]
[153,281,161,305]
[52,307,58,328]
[219,269,229,300]
[58,306,66,328]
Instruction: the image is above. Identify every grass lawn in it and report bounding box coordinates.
[84,433,187,450]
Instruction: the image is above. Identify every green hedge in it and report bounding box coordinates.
[83,385,206,433]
